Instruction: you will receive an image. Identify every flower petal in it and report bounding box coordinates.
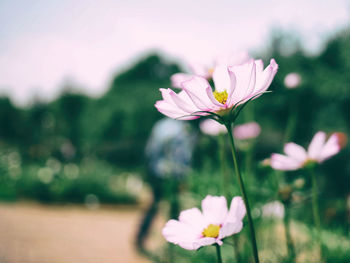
[253,59,278,95]
[319,133,341,162]
[200,119,227,136]
[307,131,326,160]
[179,208,207,233]
[154,101,198,120]
[182,76,218,110]
[218,221,243,239]
[228,59,256,105]
[270,153,302,171]
[284,142,307,162]
[213,65,232,93]
[171,73,193,88]
[201,196,228,225]
[193,237,217,249]
[226,196,246,223]
[154,101,199,120]
[162,219,202,250]
[167,89,198,113]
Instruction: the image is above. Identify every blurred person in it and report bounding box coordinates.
[135,118,197,253]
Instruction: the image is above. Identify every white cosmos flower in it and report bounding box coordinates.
[162,195,246,250]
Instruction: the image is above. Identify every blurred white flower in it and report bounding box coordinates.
[64,163,79,179]
[284,73,301,89]
[85,194,100,210]
[262,201,285,219]
[233,122,261,140]
[38,167,54,184]
[171,51,251,88]
[200,119,226,136]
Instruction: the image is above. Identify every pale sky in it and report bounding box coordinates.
[0,0,349,106]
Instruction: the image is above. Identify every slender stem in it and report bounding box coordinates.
[283,91,298,143]
[283,203,296,262]
[310,169,321,230]
[310,168,323,261]
[215,244,223,263]
[219,134,241,263]
[225,123,260,263]
[219,134,229,196]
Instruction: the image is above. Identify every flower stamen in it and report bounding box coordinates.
[213,90,228,104]
[202,224,220,238]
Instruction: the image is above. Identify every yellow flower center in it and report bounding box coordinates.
[213,90,228,104]
[202,224,220,238]
[208,68,214,75]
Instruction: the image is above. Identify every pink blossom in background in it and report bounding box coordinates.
[200,119,227,136]
[162,195,246,250]
[233,122,261,140]
[171,51,251,88]
[284,72,301,89]
[270,131,346,171]
[155,58,278,120]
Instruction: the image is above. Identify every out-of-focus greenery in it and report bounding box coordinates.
[0,28,349,232]
[0,28,350,262]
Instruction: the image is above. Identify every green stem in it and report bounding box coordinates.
[283,203,296,262]
[219,134,241,263]
[216,244,223,263]
[219,134,229,197]
[311,169,321,230]
[225,123,260,263]
[310,168,323,261]
[283,91,298,143]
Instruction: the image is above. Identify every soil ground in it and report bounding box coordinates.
[0,202,163,263]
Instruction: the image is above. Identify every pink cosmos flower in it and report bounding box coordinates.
[162,195,246,250]
[200,119,227,136]
[270,131,345,171]
[155,59,278,120]
[233,122,261,140]
[171,51,251,88]
[284,73,301,89]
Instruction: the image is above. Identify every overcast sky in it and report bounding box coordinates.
[0,0,349,106]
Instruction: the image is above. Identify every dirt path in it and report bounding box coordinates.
[0,202,162,263]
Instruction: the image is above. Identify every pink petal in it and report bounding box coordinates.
[192,237,217,249]
[206,86,226,108]
[213,65,231,93]
[162,219,202,250]
[167,89,198,113]
[284,142,307,162]
[225,196,246,223]
[182,76,218,110]
[171,73,193,88]
[218,221,243,239]
[319,133,341,162]
[200,119,227,136]
[270,153,302,171]
[233,122,261,140]
[253,58,278,96]
[307,131,326,160]
[189,63,210,78]
[227,59,256,105]
[154,101,198,120]
[179,208,207,233]
[201,196,228,225]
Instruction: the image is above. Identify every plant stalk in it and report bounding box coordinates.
[215,244,223,263]
[225,123,260,263]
